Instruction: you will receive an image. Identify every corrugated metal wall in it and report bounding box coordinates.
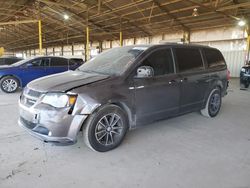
[221,50,246,77]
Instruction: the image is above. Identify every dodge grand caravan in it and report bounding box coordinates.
[19,44,229,152]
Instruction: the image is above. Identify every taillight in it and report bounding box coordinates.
[226,69,230,80]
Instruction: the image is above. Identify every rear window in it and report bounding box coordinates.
[70,58,84,65]
[204,48,226,68]
[175,48,204,72]
[50,57,68,66]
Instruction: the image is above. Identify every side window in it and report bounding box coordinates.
[50,57,68,67]
[41,58,50,67]
[30,59,42,67]
[204,48,226,68]
[175,48,204,72]
[141,48,174,76]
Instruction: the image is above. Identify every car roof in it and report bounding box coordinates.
[0,56,23,59]
[124,43,217,50]
[28,56,82,60]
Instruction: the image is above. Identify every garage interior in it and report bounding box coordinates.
[0,0,250,187]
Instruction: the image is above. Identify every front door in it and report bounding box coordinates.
[133,47,181,126]
[20,58,50,86]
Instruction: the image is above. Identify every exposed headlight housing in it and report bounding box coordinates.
[41,93,77,108]
[241,68,246,73]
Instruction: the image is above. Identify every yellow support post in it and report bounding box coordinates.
[38,20,42,55]
[120,31,123,46]
[247,35,250,62]
[86,26,90,61]
[246,26,250,64]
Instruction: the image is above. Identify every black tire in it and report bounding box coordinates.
[201,88,222,118]
[0,76,20,93]
[244,83,249,89]
[83,105,129,152]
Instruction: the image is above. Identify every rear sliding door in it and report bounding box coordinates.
[174,47,210,113]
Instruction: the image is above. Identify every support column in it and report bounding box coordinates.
[99,41,102,53]
[120,31,123,46]
[183,30,190,44]
[61,45,64,56]
[38,20,42,55]
[86,26,90,60]
[246,24,250,64]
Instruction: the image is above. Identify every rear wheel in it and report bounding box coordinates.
[83,105,128,152]
[0,76,19,93]
[201,88,221,118]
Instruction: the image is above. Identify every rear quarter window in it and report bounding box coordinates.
[175,48,204,72]
[204,48,226,68]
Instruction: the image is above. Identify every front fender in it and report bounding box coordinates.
[71,94,101,115]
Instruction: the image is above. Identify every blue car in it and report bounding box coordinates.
[0,56,84,93]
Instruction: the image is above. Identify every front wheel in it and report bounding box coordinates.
[0,76,20,93]
[201,88,222,118]
[83,105,129,152]
[244,82,249,89]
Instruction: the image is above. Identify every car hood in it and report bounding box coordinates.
[27,70,110,92]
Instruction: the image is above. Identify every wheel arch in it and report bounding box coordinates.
[0,74,23,88]
[203,80,223,108]
[80,101,134,131]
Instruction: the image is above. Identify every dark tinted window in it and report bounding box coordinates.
[204,48,226,68]
[0,58,22,65]
[0,58,5,65]
[28,58,49,67]
[141,48,174,76]
[30,59,43,67]
[69,58,84,65]
[41,58,50,66]
[175,48,204,72]
[50,57,68,66]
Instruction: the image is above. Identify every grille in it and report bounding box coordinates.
[21,87,43,107]
[23,87,42,98]
[27,89,42,98]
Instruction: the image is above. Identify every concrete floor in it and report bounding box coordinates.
[0,78,250,188]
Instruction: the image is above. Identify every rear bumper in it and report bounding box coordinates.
[19,102,88,144]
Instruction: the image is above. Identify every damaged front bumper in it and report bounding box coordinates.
[18,102,88,144]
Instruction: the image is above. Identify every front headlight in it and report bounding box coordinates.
[41,93,77,108]
[241,68,246,73]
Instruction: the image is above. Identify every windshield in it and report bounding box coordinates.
[78,46,148,75]
[11,57,34,67]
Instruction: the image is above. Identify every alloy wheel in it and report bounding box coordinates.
[209,93,221,115]
[95,113,124,146]
[2,79,18,92]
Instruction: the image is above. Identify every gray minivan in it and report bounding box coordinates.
[19,44,229,152]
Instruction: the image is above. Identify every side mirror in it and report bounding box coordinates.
[26,63,33,67]
[136,66,154,78]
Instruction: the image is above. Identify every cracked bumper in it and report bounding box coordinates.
[19,102,88,144]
